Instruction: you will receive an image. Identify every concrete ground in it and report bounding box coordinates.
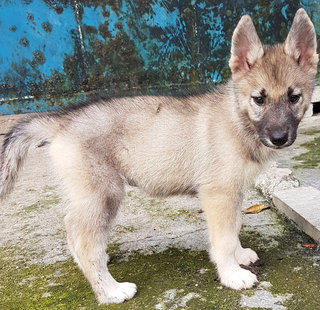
[0,114,320,309]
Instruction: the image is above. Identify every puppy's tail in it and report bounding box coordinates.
[0,114,58,199]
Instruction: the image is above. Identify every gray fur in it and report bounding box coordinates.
[0,9,318,305]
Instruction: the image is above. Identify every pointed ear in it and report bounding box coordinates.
[229,15,264,81]
[284,8,318,75]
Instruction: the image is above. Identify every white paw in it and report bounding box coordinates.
[98,282,137,305]
[220,267,258,290]
[235,247,259,266]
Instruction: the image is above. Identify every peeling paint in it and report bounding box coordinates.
[0,1,319,115]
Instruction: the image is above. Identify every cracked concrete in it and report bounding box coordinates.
[241,284,293,310]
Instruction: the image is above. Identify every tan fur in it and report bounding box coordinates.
[0,9,318,305]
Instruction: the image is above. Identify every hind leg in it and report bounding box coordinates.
[50,138,136,304]
[64,175,137,305]
[64,194,136,304]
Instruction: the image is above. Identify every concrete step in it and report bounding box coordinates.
[273,186,320,242]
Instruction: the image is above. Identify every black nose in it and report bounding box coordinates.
[270,131,288,146]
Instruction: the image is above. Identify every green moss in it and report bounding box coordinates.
[108,243,121,254]
[267,257,320,310]
[0,247,241,310]
[0,248,95,309]
[293,136,320,169]
[22,196,60,213]
[115,225,136,234]
[13,186,61,215]
[165,208,198,222]
[146,199,199,223]
[43,185,58,192]
[244,211,320,310]
[2,209,320,309]
[126,191,199,222]
[303,129,320,136]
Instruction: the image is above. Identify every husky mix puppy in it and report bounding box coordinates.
[0,9,318,305]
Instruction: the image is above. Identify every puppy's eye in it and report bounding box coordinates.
[289,94,300,104]
[252,96,264,106]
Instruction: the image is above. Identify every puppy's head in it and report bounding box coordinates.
[229,9,318,149]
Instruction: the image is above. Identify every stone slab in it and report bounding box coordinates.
[273,186,320,242]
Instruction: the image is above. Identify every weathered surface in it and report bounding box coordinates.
[273,186,320,242]
[278,114,320,191]
[255,162,299,200]
[254,114,320,244]
[1,0,320,114]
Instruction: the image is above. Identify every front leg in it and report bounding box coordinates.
[199,187,258,290]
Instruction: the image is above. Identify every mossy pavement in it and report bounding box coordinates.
[279,114,320,190]
[1,115,320,309]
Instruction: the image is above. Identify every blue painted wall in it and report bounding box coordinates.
[0,0,319,115]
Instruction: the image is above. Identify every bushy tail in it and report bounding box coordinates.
[0,114,57,199]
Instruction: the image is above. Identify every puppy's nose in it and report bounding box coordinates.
[270,131,288,146]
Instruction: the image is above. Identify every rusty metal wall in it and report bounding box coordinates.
[0,0,319,115]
